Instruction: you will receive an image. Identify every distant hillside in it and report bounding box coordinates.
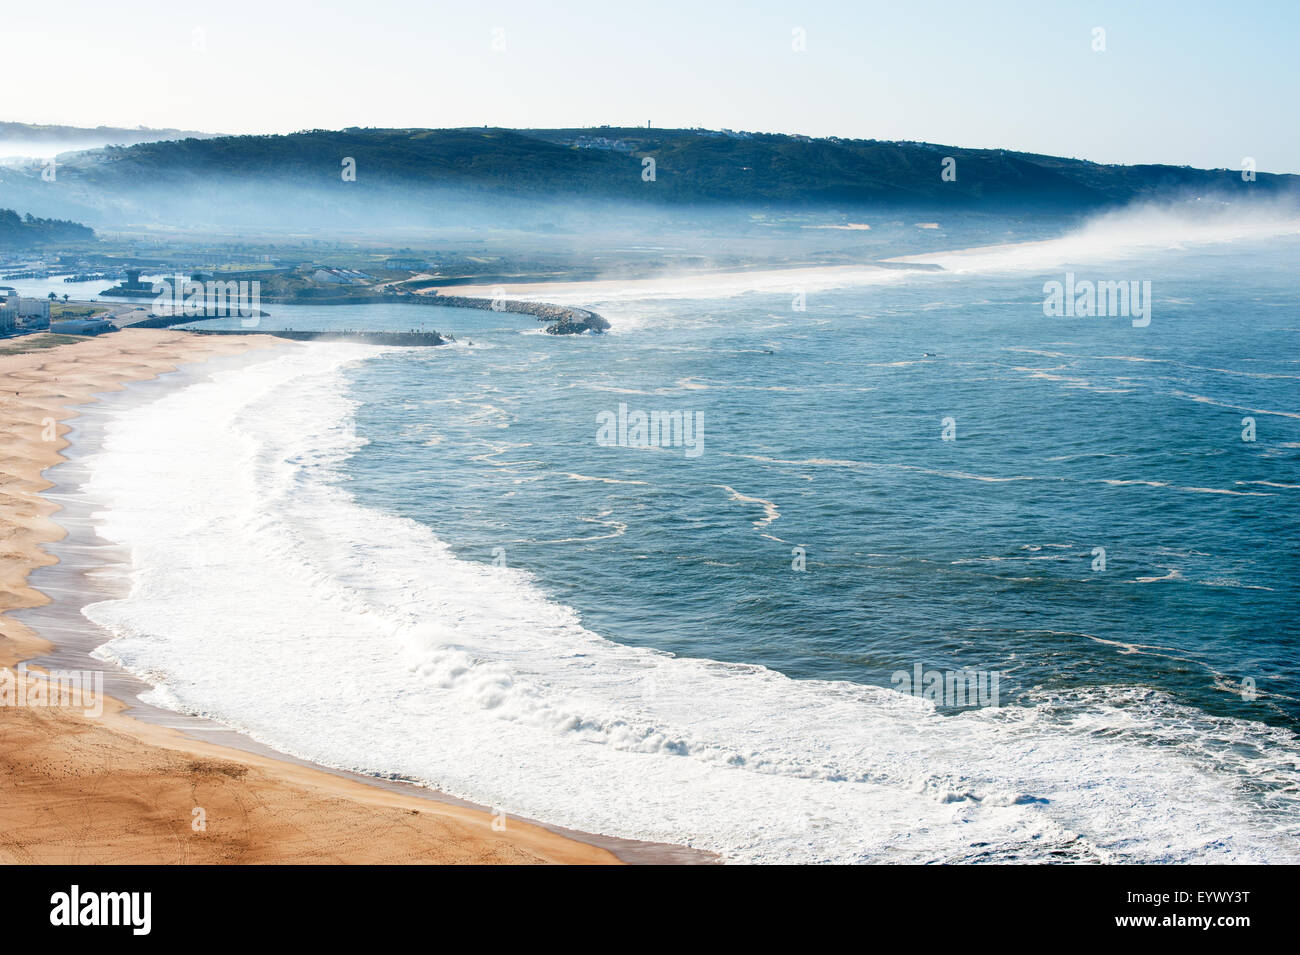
[0,121,219,157]
[0,208,93,247]
[56,126,1297,208]
[1,127,1294,235]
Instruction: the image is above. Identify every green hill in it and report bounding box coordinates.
[60,126,1294,208]
[0,208,94,247]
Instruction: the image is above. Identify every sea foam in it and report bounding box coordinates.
[82,343,1300,862]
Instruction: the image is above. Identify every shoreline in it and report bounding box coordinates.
[406,261,940,302]
[0,329,708,864]
[30,258,946,316]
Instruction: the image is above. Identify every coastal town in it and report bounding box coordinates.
[0,248,610,346]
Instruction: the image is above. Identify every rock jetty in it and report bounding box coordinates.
[425,295,610,334]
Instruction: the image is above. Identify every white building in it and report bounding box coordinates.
[17,298,51,320]
[312,268,372,286]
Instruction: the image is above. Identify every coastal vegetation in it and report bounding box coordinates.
[50,301,110,320]
[59,127,1298,208]
[0,209,94,248]
[5,129,1294,237]
[0,332,87,354]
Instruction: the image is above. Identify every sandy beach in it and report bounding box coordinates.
[0,329,622,864]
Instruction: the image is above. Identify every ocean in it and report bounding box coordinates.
[43,208,1300,862]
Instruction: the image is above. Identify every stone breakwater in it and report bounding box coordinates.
[425,295,611,335]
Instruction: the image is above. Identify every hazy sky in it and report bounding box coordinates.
[5,0,1296,172]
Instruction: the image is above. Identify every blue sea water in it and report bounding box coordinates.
[67,209,1300,861]
[232,232,1300,724]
